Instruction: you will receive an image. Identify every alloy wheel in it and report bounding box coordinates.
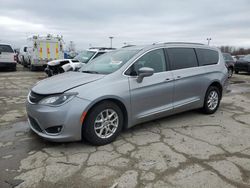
[94,109,119,139]
[207,90,219,111]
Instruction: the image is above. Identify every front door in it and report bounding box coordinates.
[126,48,174,124]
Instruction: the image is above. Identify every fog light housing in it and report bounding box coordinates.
[45,126,63,134]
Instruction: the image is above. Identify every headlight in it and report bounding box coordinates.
[39,92,77,106]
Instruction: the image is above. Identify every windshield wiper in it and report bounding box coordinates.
[81,70,99,74]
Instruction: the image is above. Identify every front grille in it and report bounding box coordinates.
[29,91,47,104]
[28,116,43,133]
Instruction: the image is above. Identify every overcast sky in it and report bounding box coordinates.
[0,0,250,49]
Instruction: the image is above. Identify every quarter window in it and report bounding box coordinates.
[127,49,166,76]
[167,48,198,70]
[196,48,219,66]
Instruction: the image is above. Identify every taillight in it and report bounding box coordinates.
[14,54,17,62]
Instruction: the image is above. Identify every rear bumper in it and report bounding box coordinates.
[0,62,16,68]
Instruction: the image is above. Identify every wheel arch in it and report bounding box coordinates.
[82,97,129,130]
[207,81,223,100]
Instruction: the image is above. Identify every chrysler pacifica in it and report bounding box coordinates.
[26,43,228,145]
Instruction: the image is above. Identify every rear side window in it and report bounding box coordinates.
[0,45,14,53]
[196,49,219,66]
[167,48,198,70]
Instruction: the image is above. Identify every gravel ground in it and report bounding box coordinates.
[1,64,250,188]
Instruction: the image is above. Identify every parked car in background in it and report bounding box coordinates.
[0,43,17,71]
[26,42,228,145]
[234,54,250,74]
[44,47,114,76]
[21,34,64,71]
[14,48,20,63]
[235,55,245,60]
[74,47,115,63]
[223,53,235,78]
[18,45,28,66]
[45,59,82,76]
[232,55,237,62]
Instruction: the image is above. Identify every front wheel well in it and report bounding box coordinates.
[84,98,128,129]
[208,82,223,100]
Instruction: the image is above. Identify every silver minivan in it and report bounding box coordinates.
[26,43,228,145]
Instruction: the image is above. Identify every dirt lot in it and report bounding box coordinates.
[1,64,250,188]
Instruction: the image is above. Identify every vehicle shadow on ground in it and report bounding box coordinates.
[0,68,16,72]
[235,72,250,76]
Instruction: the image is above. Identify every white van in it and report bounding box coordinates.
[0,43,17,71]
[18,45,28,66]
[24,34,64,70]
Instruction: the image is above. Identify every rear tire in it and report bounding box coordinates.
[202,86,221,114]
[22,56,27,67]
[30,64,36,71]
[82,101,123,146]
[228,68,233,78]
[235,70,239,74]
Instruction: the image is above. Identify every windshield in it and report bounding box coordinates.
[243,55,250,61]
[79,49,139,74]
[74,50,96,63]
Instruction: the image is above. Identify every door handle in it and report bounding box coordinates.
[165,78,172,82]
[175,76,182,80]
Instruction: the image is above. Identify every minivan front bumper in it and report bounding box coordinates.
[26,96,91,142]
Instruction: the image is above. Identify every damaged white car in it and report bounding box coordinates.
[45,59,82,77]
[45,47,115,77]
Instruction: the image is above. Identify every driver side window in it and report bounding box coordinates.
[126,49,167,76]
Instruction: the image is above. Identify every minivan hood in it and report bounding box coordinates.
[32,72,105,95]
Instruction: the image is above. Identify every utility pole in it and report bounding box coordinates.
[109,36,114,48]
[207,38,212,45]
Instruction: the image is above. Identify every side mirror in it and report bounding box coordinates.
[137,67,154,83]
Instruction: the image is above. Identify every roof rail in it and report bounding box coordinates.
[89,47,116,50]
[122,45,136,48]
[164,42,204,45]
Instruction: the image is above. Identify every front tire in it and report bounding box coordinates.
[202,86,221,114]
[82,101,123,145]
